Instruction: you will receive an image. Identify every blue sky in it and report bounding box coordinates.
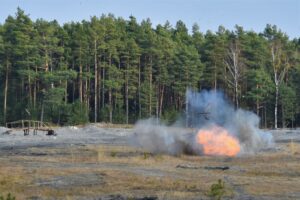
[0,0,299,38]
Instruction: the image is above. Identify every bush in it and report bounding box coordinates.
[112,107,126,124]
[161,108,179,125]
[0,193,15,200]
[67,101,89,125]
[99,106,110,122]
[207,179,226,200]
[110,151,117,157]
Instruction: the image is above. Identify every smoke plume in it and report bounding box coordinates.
[130,90,273,156]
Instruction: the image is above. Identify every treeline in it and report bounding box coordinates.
[0,8,299,128]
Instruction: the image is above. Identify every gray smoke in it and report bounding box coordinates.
[130,90,273,156]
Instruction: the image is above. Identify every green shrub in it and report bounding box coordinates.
[110,151,117,157]
[207,179,226,200]
[161,108,179,125]
[67,101,89,125]
[0,193,15,200]
[99,106,110,122]
[143,152,151,159]
[112,107,126,124]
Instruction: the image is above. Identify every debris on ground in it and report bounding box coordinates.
[176,164,201,169]
[204,166,230,171]
[99,195,158,200]
[46,129,57,136]
[176,164,230,170]
[2,129,12,135]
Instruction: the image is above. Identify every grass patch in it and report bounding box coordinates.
[0,193,15,200]
[110,151,117,157]
[207,179,234,200]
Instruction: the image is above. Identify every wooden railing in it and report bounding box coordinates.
[6,120,56,136]
[6,120,51,131]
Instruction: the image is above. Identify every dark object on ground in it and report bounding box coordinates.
[46,130,57,136]
[176,164,201,169]
[137,197,158,200]
[100,194,125,200]
[2,130,12,135]
[99,195,158,200]
[24,128,30,136]
[204,166,230,171]
[176,164,230,171]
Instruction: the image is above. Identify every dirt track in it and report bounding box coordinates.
[0,125,299,200]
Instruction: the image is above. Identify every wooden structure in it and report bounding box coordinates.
[6,120,56,136]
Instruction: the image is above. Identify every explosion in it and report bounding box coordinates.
[196,126,240,157]
[130,90,273,157]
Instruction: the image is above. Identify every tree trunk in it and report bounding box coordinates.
[26,49,32,108]
[234,76,238,109]
[125,59,129,124]
[33,65,37,110]
[225,41,240,109]
[159,85,164,118]
[233,52,239,109]
[79,63,83,103]
[79,45,83,103]
[72,61,75,102]
[281,101,285,128]
[3,60,9,124]
[86,64,90,117]
[102,65,105,109]
[65,80,68,104]
[40,101,44,123]
[186,92,189,128]
[271,45,286,130]
[138,56,141,119]
[214,63,217,90]
[156,86,159,122]
[109,89,112,123]
[149,55,153,117]
[109,53,112,123]
[28,70,32,107]
[274,82,278,129]
[94,39,98,123]
[264,103,267,128]
[98,57,101,118]
[256,84,259,116]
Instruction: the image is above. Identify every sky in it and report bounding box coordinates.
[0,0,299,39]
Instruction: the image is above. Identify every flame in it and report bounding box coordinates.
[196,126,240,157]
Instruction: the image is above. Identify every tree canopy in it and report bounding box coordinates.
[0,8,299,128]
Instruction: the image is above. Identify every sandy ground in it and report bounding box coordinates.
[0,125,299,200]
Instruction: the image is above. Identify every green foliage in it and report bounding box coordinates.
[112,107,126,124]
[246,68,274,107]
[161,108,179,125]
[0,8,299,127]
[66,101,89,125]
[99,106,110,122]
[143,152,151,159]
[44,87,65,105]
[0,193,15,200]
[110,151,117,157]
[280,84,297,126]
[207,179,226,200]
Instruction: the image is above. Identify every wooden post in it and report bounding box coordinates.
[22,120,24,129]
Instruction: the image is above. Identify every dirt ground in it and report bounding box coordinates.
[0,125,299,200]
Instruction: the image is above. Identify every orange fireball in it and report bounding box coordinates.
[196,126,240,157]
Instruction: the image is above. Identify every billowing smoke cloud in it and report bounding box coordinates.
[130,90,273,156]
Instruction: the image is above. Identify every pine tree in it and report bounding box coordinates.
[0,8,299,127]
